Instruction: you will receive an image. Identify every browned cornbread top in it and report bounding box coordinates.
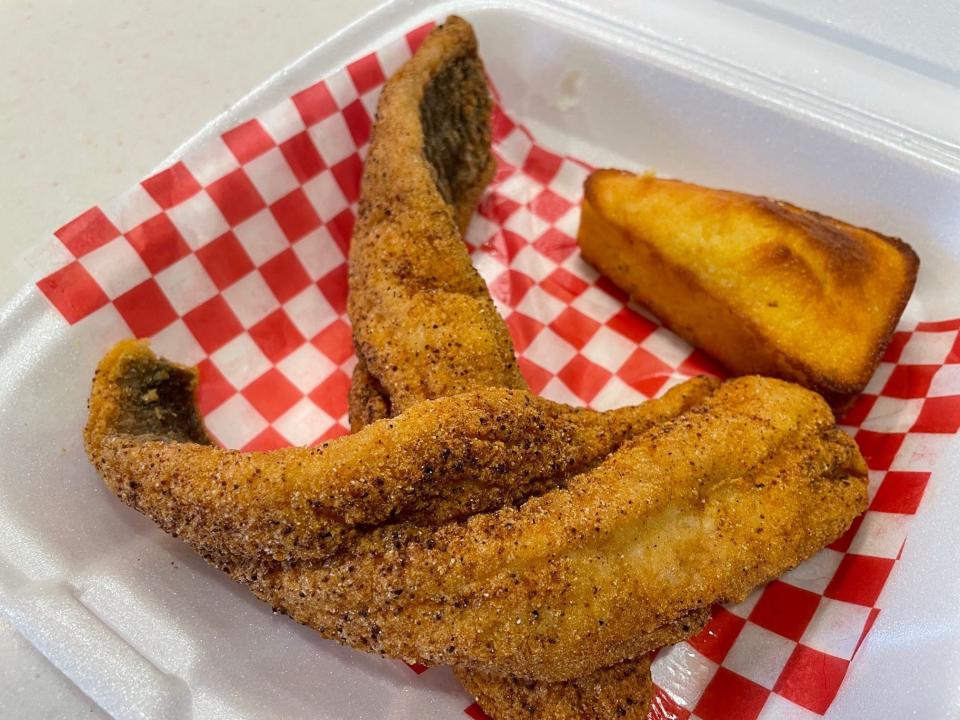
[580,170,919,399]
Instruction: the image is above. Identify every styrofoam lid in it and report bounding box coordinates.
[715,0,960,81]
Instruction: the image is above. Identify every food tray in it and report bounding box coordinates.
[2,1,959,718]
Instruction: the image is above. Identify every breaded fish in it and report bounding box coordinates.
[348,16,525,422]
[252,376,867,682]
[83,17,869,718]
[455,656,655,720]
[85,340,714,569]
[578,170,919,410]
[344,17,667,715]
[84,340,723,684]
[84,348,864,707]
[82,341,717,703]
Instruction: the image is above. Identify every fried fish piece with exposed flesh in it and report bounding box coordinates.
[578,170,919,410]
[347,16,525,426]
[253,376,866,682]
[83,16,869,718]
[456,658,655,720]
[344,16,667,714]
[85,340,715,569]
[84,340,716,713]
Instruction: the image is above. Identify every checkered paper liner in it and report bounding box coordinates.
[34,21,960,720]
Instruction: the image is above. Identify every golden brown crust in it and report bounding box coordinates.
[86,340,716,568]
[455,654,657,720]
[348,356,391,432]
[348,16,524,422]
[579,170,919,409]
[84,344,865,686]
[252,376,867,681]
[343,21,665,711]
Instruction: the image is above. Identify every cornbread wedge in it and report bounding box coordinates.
[578,170,919,410]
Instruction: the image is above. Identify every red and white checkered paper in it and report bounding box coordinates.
[35,21,960,720]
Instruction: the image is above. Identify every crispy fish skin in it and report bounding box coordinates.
[343,17,693,715]
[85,340,716,567]
[84,17,870,718]
[348,16,525,422]
[254,376,867,682]
[88,20,676,718]
[455,657,655,720]
[348,356,391,431]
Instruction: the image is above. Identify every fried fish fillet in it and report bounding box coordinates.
[344,17,666,714]
[84,340,717,685]
[83,16,869,718]
[253,376,867,682]
[85,340,714,568]
[347,16,525,424]
[578,170,919,410]
[84,351,864,704]
[455,659,655,720]
[82,341,709,711]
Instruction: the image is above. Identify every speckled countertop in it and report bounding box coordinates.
[0,0,380,307]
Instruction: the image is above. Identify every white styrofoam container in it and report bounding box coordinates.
[2,1,959,718]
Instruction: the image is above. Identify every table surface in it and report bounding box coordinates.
[0,0,380,308]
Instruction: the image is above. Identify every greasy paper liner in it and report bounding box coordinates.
[34,20,960,720]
